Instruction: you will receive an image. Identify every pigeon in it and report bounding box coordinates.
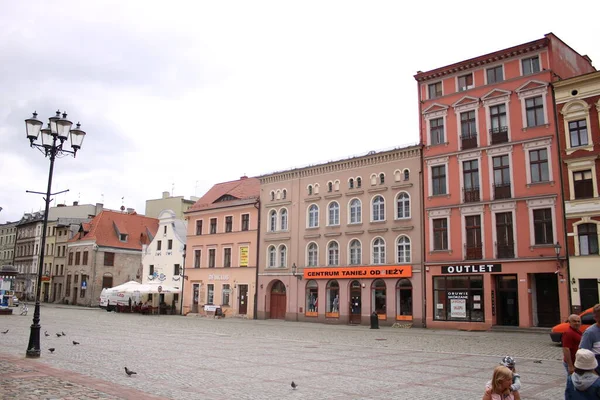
[291,381,298,389]
[533,360,542,364]
[72,341,80,345]
[56,333,62,337]
[48,348,55,353]
[61,331,66,336]
[124,367,137,377]
[1,330,8,334]
[44,331,49,337]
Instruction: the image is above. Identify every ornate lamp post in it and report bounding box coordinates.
[24,110,86,358]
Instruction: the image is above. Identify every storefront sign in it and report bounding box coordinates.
[239,246,249,267]
[208,274,230,281]
[303,266,412,280]
[441,264,501,274]
[450,299,467,318]
[447,291,468,299]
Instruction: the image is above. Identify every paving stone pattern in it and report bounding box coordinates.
[0,305,567,399]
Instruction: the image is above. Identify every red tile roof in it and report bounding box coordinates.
[70,210,158,250]
[188,176,260,212]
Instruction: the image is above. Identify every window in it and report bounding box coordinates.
[174,264,181,275]
[490,104,508,144]
[164,226,167,235]
[269,210,277,232]
[196,220,203,235]
[225,216,233,233]
[82,251,88,265]
[75,252,81,265]
[306,280,318,313]
[282,189,287,200]
[119,233,128,242]
[74,274,78,284]
[458,73,473,91]
[465,215,482,260]
[349,178,354,189]
[493,155,511,199]
[268,245,276,268]
[280,209,288,231]
[428,82,442,99]
[194,249,201,268]
[104,252,115,266]
[349,199,361,224]
[270,191,275,201]
[279,245,287,267]
[102,274,113,289]
[328,182,333,192]
[460,110,477,139]
[207,284,214,304]
[533,208,553,245]
[522,56,540,75]
[308,185,313,196]
[433,276,484,322]
[569,119,588,148]
[68,252,73,265]
[404,170,410,181]
[529,149,549,183]
[396,192,410,219]
[210,218,217,234]
[486,65,503,84]
[463,160,480,202]
[156,240,162,251]
[578,224,599,256]
[328,241,339,266]
[372,279,387,315]
[307,243,318,267]
[372,238,385,264]
[223,248,231,268]
[372,195,385,222]
[496,212,514,258]
[379,173,385,185]
[328,202,340,226]
[208,249,216,268]
[66,274,71,293]
[433,218,448,250]
[430,117,445,145]
[349,239,361,265]
[356,177,362,188]
[241,214,249,231]
[168,239,173,250]
[397,279,413,317]
[326,280,340,314]
[574,170,594,199]
[432,165,447,196]
[220,284,230,306]
[308,204,319,228]
[397,236,411,263]
[525,96,544,127]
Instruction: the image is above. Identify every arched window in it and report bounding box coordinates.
[356,177,362,188]
[372,195,385,222]
[396,278,412,318]
[349,239,361,265]
[328,182,333,192]
[282,189,287,199]
[308,185,313,196]
[269,210,277,232]
[396,192,410,219]
[280,209,288,231]
[379,173,385,185]
[267,245,276,268]
[278,245,287,267]
[308,204,319,228]
[326,280,340,315]
[307,243,318,266]
[372,279,386,317]
[578,223,599,255]
[373,237,385,264]
[328,241,339,266]
[349,178,354,189]
[306,280,318,314]
[349,199,361,224]
[270,191,275,201]
[397,236,411,263]
[404,169,410,181]
[328,202,340,226]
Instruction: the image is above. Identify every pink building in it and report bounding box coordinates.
[256,146,424,326]
[415,33,595,330]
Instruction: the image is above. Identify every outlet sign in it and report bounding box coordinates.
[441,264,501,274]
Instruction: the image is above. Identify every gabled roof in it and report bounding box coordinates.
[422,103,449,114]
[187,176,260,212]
[452,95,479,108]
[481,88,512,101]
[70,210,158,250]
[515,80,548,93]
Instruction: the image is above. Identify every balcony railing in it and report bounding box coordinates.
[465,244,483,260]
[493,182,512,200]
[461,133,478,150]
[462,186,480,203]
[490,126,508,145]
[496,241,515,259]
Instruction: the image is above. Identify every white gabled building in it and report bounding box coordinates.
[141,210,187,312]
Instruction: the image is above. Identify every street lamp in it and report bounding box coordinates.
[554,241,562,259]
[291,263,302,280]
[24,110,86,358]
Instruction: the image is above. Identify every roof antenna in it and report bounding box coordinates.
[121,196,125,212]
[171,182,175,196]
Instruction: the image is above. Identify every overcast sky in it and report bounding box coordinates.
[1,1,599,223]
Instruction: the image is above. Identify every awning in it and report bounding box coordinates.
[122,283,180,294]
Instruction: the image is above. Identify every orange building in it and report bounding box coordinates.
[415,33,595,330]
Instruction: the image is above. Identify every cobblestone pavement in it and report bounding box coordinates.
[0,305,567,399]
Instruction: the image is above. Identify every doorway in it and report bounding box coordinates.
[192,284,199,313]
[496,275,518,326]
[238,284,248,315]
[72,287,78,306]
[535,273,560,327]
[43,283,50,303]
[349,280,362,325]
[269,280,286,319]
[580,279,599,311]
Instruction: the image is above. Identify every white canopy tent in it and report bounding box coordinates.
[104,281,142,293]
[121,284,180,294]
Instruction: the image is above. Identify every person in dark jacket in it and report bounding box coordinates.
[565,349,600,399]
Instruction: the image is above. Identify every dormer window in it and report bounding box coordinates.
[119,234,128,242]
[458,73,473,92]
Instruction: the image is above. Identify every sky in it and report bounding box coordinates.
[1,0,599,224]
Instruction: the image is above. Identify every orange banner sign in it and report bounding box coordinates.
[303,266,412,279]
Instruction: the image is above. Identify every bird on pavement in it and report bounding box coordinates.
[48,348,55,353]
[1,330,8,334]
[44,331,49,337]
[61,331,66,336]
[72,341,80,345]
[56,333,62,337]
[291,381,298,389]
[124,367,137,377]
[533,360,542,364]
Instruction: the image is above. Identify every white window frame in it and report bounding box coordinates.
[327,201,340,226]
[278,244,287,268]
[520,54,541,76]
[428,208,451,252]
[516,81,549,129]
[452,96,480,147]
[395,192,411,220]
[307,242,318,267]
[348,198,362,224]
[458,151,482,203]
[482,89,511,145]
[348,239,362,265]
[268,209,277,232]
[460,205,485,260]
[279,208,289,231]
[561,100,593,155]
[427,81,443,100]
[526,197,558,247]
[486,146,514,200]
[523,138,553,185]
[491,201,518,259]
[307,204,319,228]
[456,72,474,92]
[372,237,386,265]
[422,104,449,146]
[484,63,505,85]
[426,156,449,198]
[267,245,277,268]
[371,195,386,222]
[327,240,339,266]
[396,235,411,263]
[573,219,600,256]
[567,159,599,200]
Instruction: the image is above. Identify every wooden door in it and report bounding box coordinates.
[269,281,286,320]
[238,284,248,315]
[349,280,362,325]
[535,273,560,327]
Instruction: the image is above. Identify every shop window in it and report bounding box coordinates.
[326,280,340,317]
[305,280,318,316]
[222,284,230,306]
[372,279,387,318]
[396,279,413,320]
[207,284,214,305]
[433,276,484,322]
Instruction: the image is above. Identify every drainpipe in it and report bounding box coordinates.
[180,244,186,315]
[417,79,427,329]
[253,198,261,320]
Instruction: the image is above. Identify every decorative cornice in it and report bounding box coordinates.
[303,234,321,239]
[324,232,342,237]
[391,226,414,232]
[344,230,364,235]
[367,187,389,194]
[345,190,365,197]
[368,228,389,234]
[324,194,342,199]
[391,183,414,190]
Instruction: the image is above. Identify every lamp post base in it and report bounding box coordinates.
[25,301,42,358]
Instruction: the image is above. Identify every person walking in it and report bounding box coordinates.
[564,314,583,375]
[565,349,600,399]
[580,304,600,375]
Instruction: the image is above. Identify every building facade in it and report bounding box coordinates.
[14,212,44,300]
[554,71,600,313]
[145,191,197,219]
[183,176,259,318]
[0,221,17,267]
[256,146,424,326]
[416,33,595,330]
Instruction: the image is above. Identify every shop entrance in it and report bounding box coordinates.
[535,273,559,327]
[238,284,248,315]
[496,275,518,326]
[580,279,599,311]
[349,280,361,325]
[269,280,286,320]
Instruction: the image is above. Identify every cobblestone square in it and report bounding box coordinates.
[0,305,567,399]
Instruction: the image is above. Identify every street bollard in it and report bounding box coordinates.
[370,312,379,329]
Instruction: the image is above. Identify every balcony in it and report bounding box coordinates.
[490,126,508,145]
[493,182,512,200]
[462,187,480,203]
[496,241,515,259]
[465,244,483,260]
[461,134,478,150]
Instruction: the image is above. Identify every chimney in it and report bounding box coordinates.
[95,203,104,216]
[127,208,135,214]
[73,201,79,206]
[57,204,66,207]
[162,191,170,199]
[240,175,248,180]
